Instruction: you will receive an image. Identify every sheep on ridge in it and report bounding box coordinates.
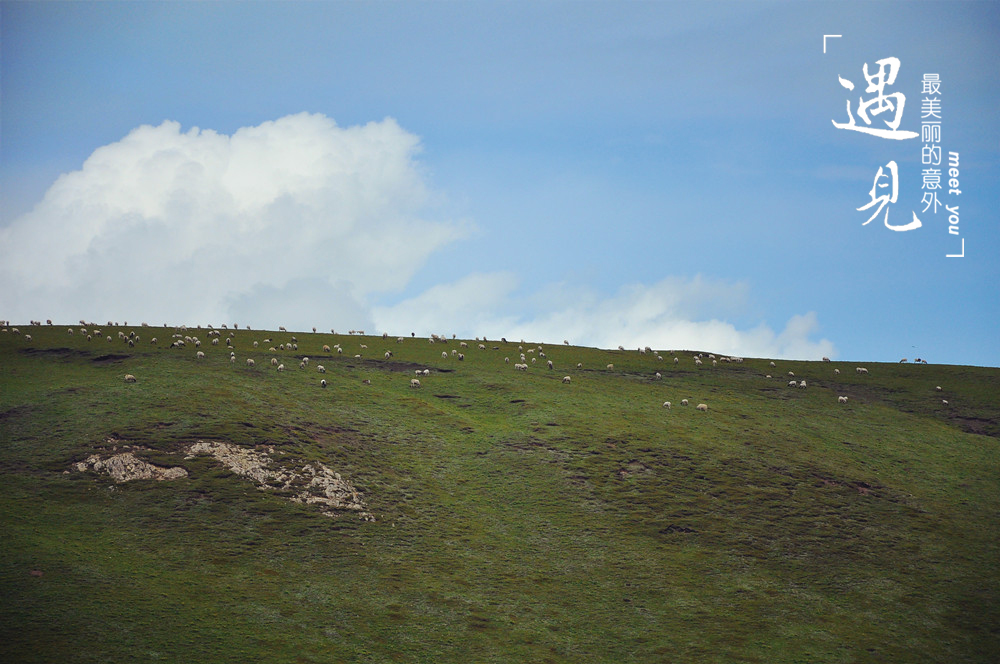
[696,403,709,411]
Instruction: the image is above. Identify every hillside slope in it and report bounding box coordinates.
[2,324,998,663]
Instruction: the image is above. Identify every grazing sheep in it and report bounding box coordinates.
[514,363,527,371]
[769,361,776,368]
[323,344,330,352]
[694,358,703,366]
[942,399,948,405]
[577,363,582,369]
[423,369,430,376]
[317,365,326,373]
[822,357,831,362]
[271,358,279,366]
[562,376,571,384]
[696,403,709,411]
[458,353,465,361]
[681,399,689,406]
[788,371,795,377]
[607,363,614,370]
[246,358,255,367]
[662,401,671,409]
[478,344,486,350]
[362,379,371,385]
[788,380,798,387]
[302,357,309,365]
[321,379,327,388]
[834,369,840,375]
[505,357,510,364]
[935,386,942,391]
[300,362,306,369]
[766,375,772,379]
[654,372,662,380]
[196,351,205,359]
[124,374,137,383]
[856,367,869,375]
[900,358,908,363]
[547,360,554,369]
[674,357,679,364]
[277,364,285,372]
[442,351,448,359]
[838,396,848,404]
[798,380,807,389]
[230,355,236,363]
[410,378,421,388]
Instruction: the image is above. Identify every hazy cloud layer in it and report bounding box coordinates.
[2,113,834,359]
[374,273,836,360]
[0,113,464,329]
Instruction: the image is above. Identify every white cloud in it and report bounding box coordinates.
[374,273,836,360]
[0,113,466,329]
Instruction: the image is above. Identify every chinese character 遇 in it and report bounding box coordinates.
[833,57,919,140]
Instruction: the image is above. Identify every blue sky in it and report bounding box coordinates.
[2,1,998,365]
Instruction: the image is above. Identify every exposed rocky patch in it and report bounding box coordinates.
[74,451,188,482]
[186,440,371,519]
[73,440,372,520]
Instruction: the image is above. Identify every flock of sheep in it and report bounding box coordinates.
[2,319,951,411]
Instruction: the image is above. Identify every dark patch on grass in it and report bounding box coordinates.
[659,524,697,534]
[947,415,999,438]
[433,394,460,399]
[510,399,525,404]
[18,347,90,360]
[0,405,34,421]
[92,353,130,364]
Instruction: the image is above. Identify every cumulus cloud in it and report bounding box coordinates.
[0,113,465,329]
[374,273,835,360]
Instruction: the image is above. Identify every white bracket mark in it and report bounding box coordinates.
[824,35,842,53]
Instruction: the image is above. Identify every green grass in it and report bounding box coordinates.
[1,325,998,662]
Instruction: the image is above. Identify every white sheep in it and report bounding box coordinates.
[562,376,571,384]
[694,358,703,366]
[788,371,795,377]
[834,369,840,375]
[410,378,421,388]
[798,380,807,389]
[271,358,279,366]
[577,363,582,369]
[856,367,869,375]
[681,399,689,406]
[458,353,464,361]
[317,365,326,373]
[662,401,671,409]
[769,361,776,368]
[654,372,662,380]
[322,344,330,352]
[696,403,708,411]
[124,374,137,383]
[674,357,679,364]
[246,358,255,367]
[547,360,554,369]
[321,379,327,388]
[277,364,285,372]
[788,380,798,387]
[423,369,430,376]
[607,363,614,370]
[196,351,205,359]
[838,396,848,404]
[442,352,448,359]
[935,386,942,391]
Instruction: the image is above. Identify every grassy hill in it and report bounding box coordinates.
[1,323,998,663]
